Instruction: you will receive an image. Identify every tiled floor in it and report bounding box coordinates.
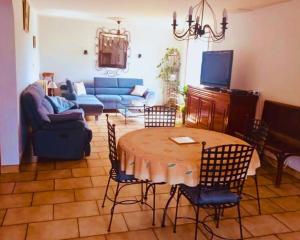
[0,114,300,240]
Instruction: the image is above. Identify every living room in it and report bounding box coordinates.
[0,0,300,239]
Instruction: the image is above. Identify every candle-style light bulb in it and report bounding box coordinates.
[189,6,193,16]
[223,8,228,19]
[196,16,200,24]
[173,11,177,20]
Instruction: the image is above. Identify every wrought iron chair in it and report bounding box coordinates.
[102,114,154,231]
[143,105,176,203]
[144,105,176,128]
[236,119,269,214]
[173,143,254,240]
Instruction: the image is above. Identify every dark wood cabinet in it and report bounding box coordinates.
[185,86,258,135]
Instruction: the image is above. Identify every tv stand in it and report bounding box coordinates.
[185,85,258,135]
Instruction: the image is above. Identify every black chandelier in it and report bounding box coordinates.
[172,0,228,41]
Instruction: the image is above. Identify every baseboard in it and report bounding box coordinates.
[1,165,20,173]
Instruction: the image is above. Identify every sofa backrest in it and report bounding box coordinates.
[94,77,143,95]
[22,83,54,130]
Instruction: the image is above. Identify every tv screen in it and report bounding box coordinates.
[200,50,233,89]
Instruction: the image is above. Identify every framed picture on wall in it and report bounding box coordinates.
[23,0,30,33]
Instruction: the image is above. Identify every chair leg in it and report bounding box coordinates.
[102,175,111,207]
[108,182,120,232]
[215,207,221,228]
[141,183,144,204]
[237,202,244,240]
[173,190,181,233]
[195,206,200,240]
[152,184,156,226]
[254,174,261,215]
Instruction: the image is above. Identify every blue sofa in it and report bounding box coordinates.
[22,83,92,159]
[62,78,155,115]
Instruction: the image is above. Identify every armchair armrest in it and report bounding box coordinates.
[42,120,87,131]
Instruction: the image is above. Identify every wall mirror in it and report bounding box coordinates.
[96,20,130,71]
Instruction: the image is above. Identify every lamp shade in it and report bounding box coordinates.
[48,81,58,89]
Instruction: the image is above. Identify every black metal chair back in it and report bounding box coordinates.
[106,114,119,173]
[199,143,254,194]
[244,119,269,156]
[144,105,176,128]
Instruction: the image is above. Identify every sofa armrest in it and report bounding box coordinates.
[42,120,87,131]
[62,92,77,101]
[144,89,155,105]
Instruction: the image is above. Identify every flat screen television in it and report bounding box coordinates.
[200,50,233,89]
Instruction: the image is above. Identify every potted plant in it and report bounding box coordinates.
[179,84,188,125]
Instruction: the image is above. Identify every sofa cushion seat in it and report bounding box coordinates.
[120,95,146,105]
[96,94,122,103]
[76,95,104,115]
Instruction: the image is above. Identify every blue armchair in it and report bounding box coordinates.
[22,83,92,159]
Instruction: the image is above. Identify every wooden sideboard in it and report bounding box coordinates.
[185,86,258,135]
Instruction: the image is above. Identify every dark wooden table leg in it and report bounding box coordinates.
[275,154,285,187]
[161,185,177,227]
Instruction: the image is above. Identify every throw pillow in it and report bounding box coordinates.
[74,82,87,96]
[48,111,83,123]
[45,96,75,113]
[131,85,147,97]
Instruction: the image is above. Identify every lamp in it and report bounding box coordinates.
[172,0,228,42]
[47,81,57,96]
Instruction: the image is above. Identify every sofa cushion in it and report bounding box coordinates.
[96,94,122,103]
[74,82,87,96]
[95,87,132,95]
[120,95,146,105]
[118,78,143,88]
[66,79,75,94]
[76,95,104,114]
[83,80,95,95]
[94,77,118,88]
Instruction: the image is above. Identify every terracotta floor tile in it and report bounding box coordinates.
[140,193,177,210]
[55,160,88,170]
[14,180,54,193]
[91,176,116,187]
[243,185,279,198]
[277,232,300,240]
[75,187,113,201]
[0,193,32,209]
[243,215,290,236]
[270,196,300,211]
[112,184,143,198]
[55,177,92,190]
[241,199,284,215]
[98,196,141,214]
[79,214,128,236]
[167,206,208,225]
[0,224,27,240]
[27,219,79,240]
[21,162,55,172]
[72,167,106,177]
[0,209,5,225]
[37,169,72,180]
[72,236,106,240]
[54,200,99,219]
[123,209,172,231]
[87,159,111,168]
[154,224,208,240]
[247,236,280,240]
[0,171,36,183]
[106,229,157,240]
[0,182,15,194]
[33,190,74,205]
[205,218,252,239]
[274,211,300,231]
[3,205,53,225]
[266,184,300,196]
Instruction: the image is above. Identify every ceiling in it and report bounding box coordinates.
[30,0,291,21]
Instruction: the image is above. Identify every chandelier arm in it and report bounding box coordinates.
[203,24,224,41]
[173,27,193,39]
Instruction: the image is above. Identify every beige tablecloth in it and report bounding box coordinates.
[118,127,260,186]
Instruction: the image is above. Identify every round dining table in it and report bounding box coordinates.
[118,127,260,186]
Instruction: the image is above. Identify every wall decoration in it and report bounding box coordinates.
[23,0,30,33]
[96,19,130,76]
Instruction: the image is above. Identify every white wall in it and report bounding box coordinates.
[38,16,184,103]
[0,0,39,167]
[211,0,300,114]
